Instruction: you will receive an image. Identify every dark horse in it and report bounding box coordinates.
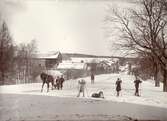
[40,72,54,92]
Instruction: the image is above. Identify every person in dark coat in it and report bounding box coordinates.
[134,79,142,96]
[91,73,95,84]
[59,75,65,90]
[56,76,60,90]
[115,78,122,97]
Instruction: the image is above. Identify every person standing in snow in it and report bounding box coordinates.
[77,79,86,97]
[59,75,65,90]
[134,78,142,96]
[91,73,95,84]
[115,78,122,97]
[56,76,60,90]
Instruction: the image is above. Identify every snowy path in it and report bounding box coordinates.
[0,73,167,120]
[1,94,167,121]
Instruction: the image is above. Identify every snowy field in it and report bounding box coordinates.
[0,73,167,121]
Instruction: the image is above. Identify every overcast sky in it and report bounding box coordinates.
[0,0,133,56]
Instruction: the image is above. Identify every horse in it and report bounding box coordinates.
[40,72,54,92]
[91,91,104,98]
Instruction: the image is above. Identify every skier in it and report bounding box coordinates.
[59,75,65,90]
[134,78,142,96]
[77,79,86,97]
[91,73,95,84]
[115,78,122,97]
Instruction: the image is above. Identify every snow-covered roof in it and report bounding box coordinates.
[99,60,111,66]
[57,61,85,69]
[70,57,119,64]
[71,57,100,63]
[36,51,61,59]
[44,69,63,77]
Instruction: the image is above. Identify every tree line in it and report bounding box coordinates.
[0,20,39,85]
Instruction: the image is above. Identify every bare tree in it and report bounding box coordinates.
[106,0,167,91]
[16,39,38,83]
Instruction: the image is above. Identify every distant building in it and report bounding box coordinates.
[98,60,112,73]
[84,59,120,74]
[34,51,62,69]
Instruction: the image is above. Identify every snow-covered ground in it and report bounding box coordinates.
[0,73,167,121]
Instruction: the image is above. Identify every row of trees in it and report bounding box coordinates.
[0,20,38,85]
[106,0,167,92]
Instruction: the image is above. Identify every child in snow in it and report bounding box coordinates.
[115,78,122,97]
[77,79,86,97]
[134,78,142,96]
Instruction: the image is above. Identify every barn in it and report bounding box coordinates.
[34,51,62,69]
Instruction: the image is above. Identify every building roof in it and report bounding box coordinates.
[35,51,61,59]
[44,69,63,77]
[57,61,85,69]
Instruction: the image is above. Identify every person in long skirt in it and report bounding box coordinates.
[59,75,65,90]
[56,76,60,90]
[134,78,142,96]
[115,78,122,97]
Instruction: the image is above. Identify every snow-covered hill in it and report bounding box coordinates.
[0,73,167,121]
[1,73,166,108]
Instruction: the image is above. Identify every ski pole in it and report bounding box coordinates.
[139,83,142,96]
[85,86,89,97]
